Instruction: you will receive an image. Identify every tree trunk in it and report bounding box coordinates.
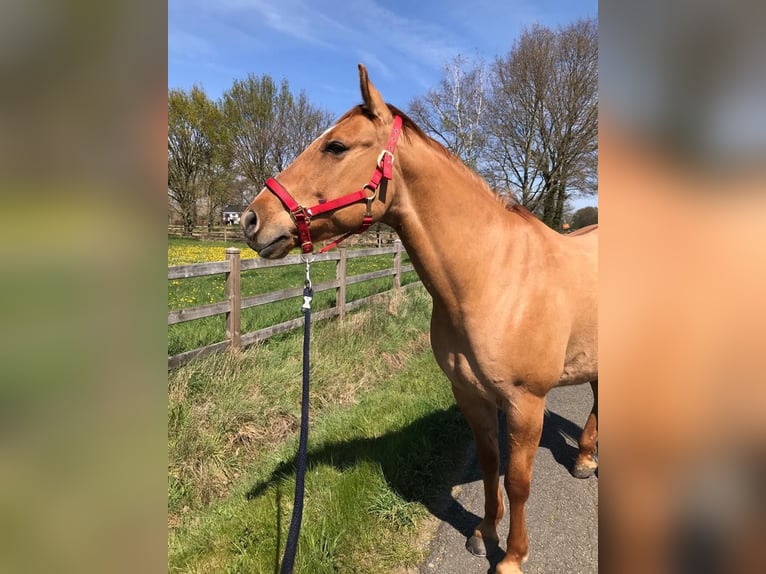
[552,183,567,230]
[207,201,215,232]
[181,198,196,237]
[541,179,557,228]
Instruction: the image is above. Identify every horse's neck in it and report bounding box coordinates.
[384,138,537,315]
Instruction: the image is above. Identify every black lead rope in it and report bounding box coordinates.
[280,260,313,574]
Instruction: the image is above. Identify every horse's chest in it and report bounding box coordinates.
[431,334,528,396]
[435,347,503,400]
[431,305,566,397]
[430,311,569,398]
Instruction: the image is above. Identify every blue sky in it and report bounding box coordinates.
[169,0,597,207]
[169,0,596,116]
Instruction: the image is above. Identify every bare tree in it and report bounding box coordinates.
[484,29,554,208]
[222,75,281,188]
[408,55,488,169]
[286,91,336,168]
[485,19,598,228]
[222,74,333,187]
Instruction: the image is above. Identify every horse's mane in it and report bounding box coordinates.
[504,202,535,219]
[338,104,537,221]
[337,104,462,160]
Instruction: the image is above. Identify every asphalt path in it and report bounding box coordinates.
[419,384,598,574]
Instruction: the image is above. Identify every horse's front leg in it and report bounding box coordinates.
[451,383,504,557]
[496,391,546,574]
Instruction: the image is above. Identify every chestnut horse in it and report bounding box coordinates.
[242,65,597,574]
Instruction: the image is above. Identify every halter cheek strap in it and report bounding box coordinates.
[264,115,403,254]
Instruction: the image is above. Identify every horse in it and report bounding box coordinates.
[242,64,598,574]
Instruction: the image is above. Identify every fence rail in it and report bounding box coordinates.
[168,241,417,369]
[168,224,399,247]
[168,225,245,242]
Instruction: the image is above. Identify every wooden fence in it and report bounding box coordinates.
[168,241,418,369]
[168,223,399,247]
[168,225,245,242]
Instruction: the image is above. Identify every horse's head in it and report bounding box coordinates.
[242,64,402,258]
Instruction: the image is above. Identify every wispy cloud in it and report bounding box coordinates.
[170,0,596,111]
[168,29,211,60]
[215,0,335,47]
[341,0,461,69]
[208,0,465,73]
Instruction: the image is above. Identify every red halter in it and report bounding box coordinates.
[264,115,403,254]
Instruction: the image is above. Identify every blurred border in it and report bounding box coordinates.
[600,0,766,572]
[0,1,167,572]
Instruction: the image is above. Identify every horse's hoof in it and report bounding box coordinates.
[573,462,597,479]
[466,534,487,557]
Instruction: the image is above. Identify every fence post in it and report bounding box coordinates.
[393,240,402,292]
[225,248,241,351]
[336,247,347,321]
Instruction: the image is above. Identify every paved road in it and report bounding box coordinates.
[419,385,598,574]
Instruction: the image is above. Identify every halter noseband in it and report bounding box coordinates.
[264,115,403,254]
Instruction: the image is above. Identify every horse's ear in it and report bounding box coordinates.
[358,64,392,123]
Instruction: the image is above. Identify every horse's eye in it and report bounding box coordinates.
[323,141,348,155]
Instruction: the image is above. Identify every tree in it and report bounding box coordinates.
[281,91,336,172]
[484,19,598,229]
[197,99,236,231]
[571,205,598,230]
[483,30,553,208]
[407,55,488,169]
[222,74,333,188]
[168,87,221,236]
[168,76,333,232]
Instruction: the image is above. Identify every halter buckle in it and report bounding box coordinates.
[290,205,309,223]
[377,149,395,169]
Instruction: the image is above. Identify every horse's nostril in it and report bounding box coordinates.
[242,210,258,237]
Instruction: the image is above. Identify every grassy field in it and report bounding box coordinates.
[168,238,419,356]
[168,238,469,572]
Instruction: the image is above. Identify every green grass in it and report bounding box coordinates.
[168,238,418,356]
[168,287,471,573]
